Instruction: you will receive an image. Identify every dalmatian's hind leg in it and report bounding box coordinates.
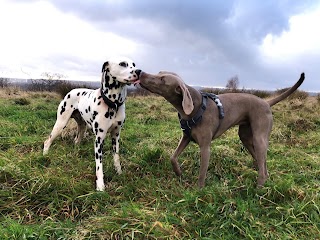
[43,100,75,155]
[71,110,87,144]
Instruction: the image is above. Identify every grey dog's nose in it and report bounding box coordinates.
[135,69,142,77]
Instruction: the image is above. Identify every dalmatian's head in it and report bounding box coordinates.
[101,56,139,85]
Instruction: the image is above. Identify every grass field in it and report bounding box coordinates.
[0,88,319,239]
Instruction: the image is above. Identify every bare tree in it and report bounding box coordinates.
[0,77,10,88]
[41,72,66,80]
[28,72,67,91]
[226,75,239,92]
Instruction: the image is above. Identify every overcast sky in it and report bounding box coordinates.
[0,0,319,91]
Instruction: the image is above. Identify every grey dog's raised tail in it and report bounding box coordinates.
[267,72,305,107]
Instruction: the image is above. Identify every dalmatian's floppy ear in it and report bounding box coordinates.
[102,61,109,72]
[176,83,194,115]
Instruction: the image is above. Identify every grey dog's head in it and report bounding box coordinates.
[136,71,194,115]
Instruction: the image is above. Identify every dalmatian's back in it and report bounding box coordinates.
[58,88,125,132]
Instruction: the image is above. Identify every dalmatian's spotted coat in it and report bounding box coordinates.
[43,57,140,191]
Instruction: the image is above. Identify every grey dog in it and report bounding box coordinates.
[133,70,304,188]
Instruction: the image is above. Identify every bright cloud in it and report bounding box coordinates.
[0,0,138,80]
[260,5,320,63]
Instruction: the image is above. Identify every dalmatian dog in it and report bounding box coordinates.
[43,57,140,191]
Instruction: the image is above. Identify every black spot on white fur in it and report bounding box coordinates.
[60,101,67,115]
[93,111,98,120]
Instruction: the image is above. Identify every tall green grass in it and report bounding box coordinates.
[0,90,319,239]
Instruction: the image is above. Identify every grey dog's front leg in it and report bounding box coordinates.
[170,134,190,176]
[198,144,210,188]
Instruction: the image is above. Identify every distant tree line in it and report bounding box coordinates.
[0,77,10,88]
[0,73,312,100]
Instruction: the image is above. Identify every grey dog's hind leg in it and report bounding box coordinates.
[238,124,257,169]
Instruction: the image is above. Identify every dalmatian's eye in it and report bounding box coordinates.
[132,63,136,67]
[119,62,127,67]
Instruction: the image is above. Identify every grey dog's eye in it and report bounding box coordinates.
[119,62,127,67]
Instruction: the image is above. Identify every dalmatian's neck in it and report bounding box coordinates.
[100,72,127,110]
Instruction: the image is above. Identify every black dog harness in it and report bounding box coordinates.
[178,92,224,140]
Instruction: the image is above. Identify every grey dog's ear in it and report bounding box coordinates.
[158,71,180,77]
[176,83,194,115]
[102,61,109,72]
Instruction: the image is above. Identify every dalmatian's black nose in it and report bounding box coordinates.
[135,69,142,78]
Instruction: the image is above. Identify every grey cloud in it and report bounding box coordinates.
[13,0,318,90]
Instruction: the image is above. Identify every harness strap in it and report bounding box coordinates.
[100,88,124,111]
[178,92,224,140]
[203,92,225,119]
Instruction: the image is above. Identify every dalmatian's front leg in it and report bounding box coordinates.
[95,133,106,191]
[111,122,123,175]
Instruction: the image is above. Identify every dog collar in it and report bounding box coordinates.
[100,88,124,111]
[178,92,224,140]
